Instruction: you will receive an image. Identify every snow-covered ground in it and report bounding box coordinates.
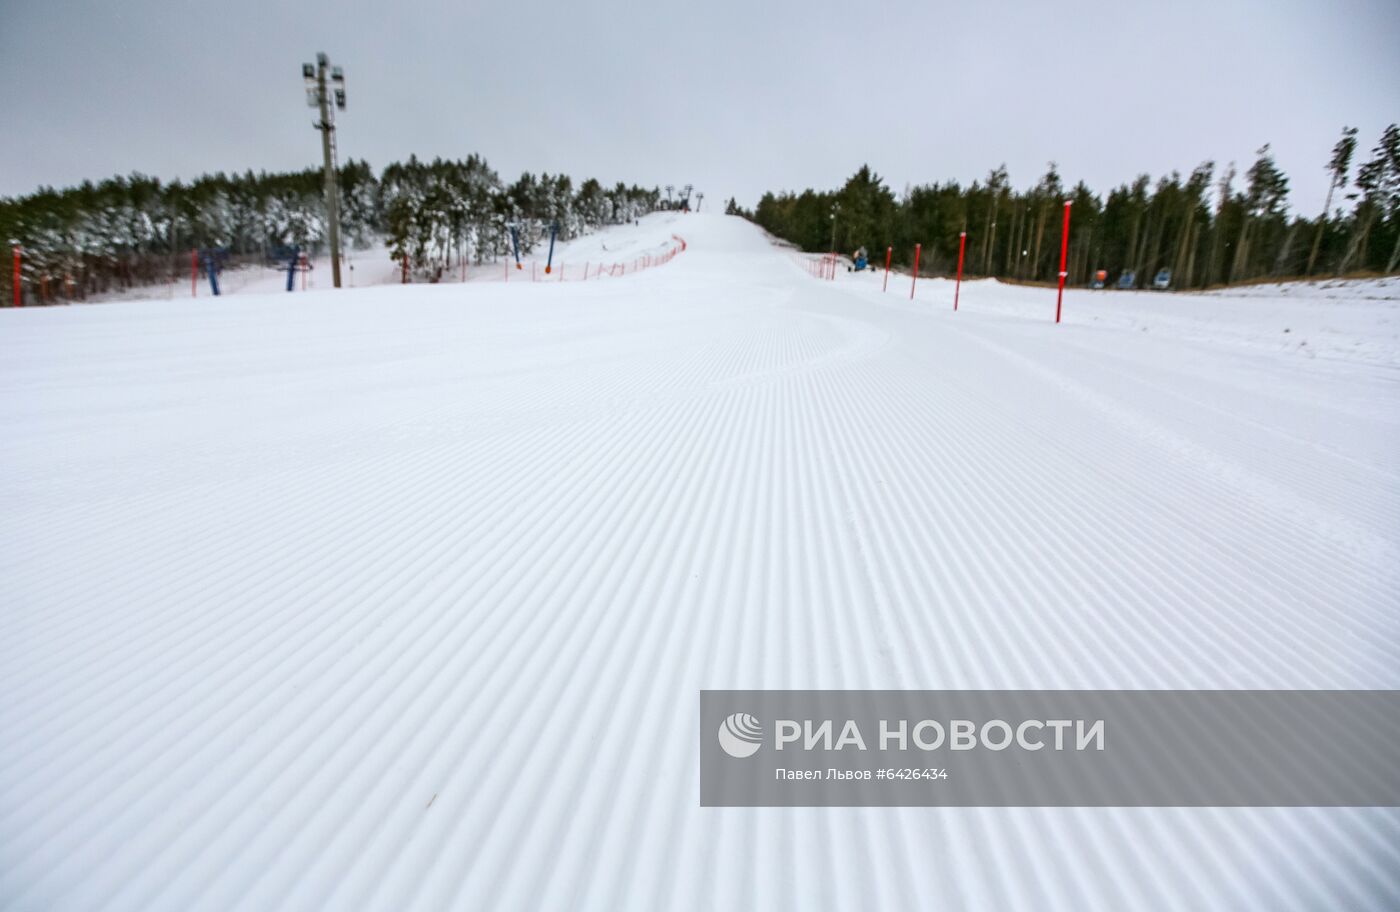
[2,212,1398,910]
[84,217,685,301]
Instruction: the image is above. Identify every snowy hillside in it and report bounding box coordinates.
[78,213,692,301]
[2,213,1397,910]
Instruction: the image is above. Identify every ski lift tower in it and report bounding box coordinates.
[303,53,347,288]
[679,184,693,212]
[664,185,675,209]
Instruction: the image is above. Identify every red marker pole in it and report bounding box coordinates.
[11,246,20,308]
[882,246,891,292]
[191,248,197,298]
[909,243,921,300]
[954,231,966,311]
[1055,200,1072,324]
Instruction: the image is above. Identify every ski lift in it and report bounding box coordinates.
[1091,269,1107,289]
[1116,270,1136,290]
[1153,268,1171,290]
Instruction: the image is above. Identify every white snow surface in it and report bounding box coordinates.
[94,218,684,301]
[2,212,1399,910]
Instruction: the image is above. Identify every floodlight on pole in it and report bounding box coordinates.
[303,52,345,288]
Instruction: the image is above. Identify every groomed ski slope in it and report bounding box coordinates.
[2,212,1398,910]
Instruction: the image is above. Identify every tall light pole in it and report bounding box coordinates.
[303,54,346,288]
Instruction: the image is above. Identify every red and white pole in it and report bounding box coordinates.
[954,231,966,311]
[882,246,891,292]
[909,243,921,300]
[1055,200,1072,324]
[11,245,20,308]
[191,248,197,297]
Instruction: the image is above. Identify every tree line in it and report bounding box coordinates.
[743,125,1400,288]
[0,156,661,302]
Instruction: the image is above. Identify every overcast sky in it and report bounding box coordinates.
[2,0,1397,214]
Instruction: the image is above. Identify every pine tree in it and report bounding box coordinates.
[1338,126,1398,275]
[1306,127,1358,276]
[1376,125,1400,273]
